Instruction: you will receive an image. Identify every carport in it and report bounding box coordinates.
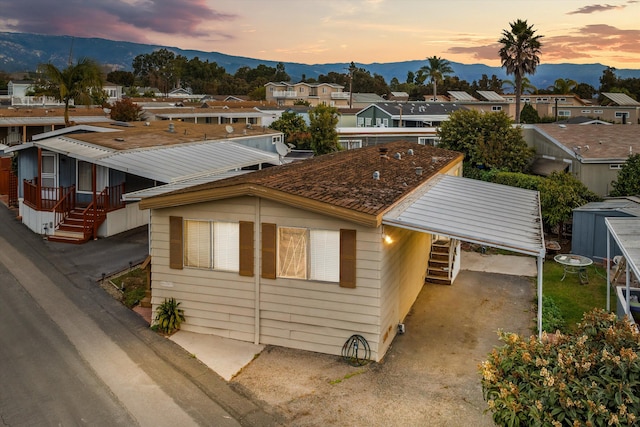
[606,217,640,316]
[383,174,547,337]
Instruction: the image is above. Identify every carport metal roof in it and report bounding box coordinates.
[383,173,546,338]
[383,174,545,257]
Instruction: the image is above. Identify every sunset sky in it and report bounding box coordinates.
[1,0,639,68]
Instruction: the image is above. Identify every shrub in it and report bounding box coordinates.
[480,308,640,426]
[154,298,185,334]
[539,295,565,333]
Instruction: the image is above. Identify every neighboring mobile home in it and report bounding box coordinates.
[9,121,283,243]
[139,141,545,361]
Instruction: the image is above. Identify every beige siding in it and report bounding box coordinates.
[257,199,384,360]
[378,225,432,358]
[150,198,258,339]
[150,197,387,360]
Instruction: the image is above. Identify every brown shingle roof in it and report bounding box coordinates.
[536,124,640,161]
[67,120,280,151]
[145,141,462,218]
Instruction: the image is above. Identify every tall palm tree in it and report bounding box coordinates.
[36,58,104,126]
[420,56,453,101]
[502,77,537,94]
[498,19,543,124]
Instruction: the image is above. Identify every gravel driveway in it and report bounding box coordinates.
[231,266,536,426]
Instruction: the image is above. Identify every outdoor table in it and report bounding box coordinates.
[554,254,593,284]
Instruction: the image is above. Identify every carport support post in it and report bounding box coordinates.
[538,255,543,340]
[607,230,611,311]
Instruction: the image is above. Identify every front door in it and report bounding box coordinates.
[41,152,58,200]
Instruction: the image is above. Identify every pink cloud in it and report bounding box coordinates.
[0,0,237,44]
[567,3,625,14]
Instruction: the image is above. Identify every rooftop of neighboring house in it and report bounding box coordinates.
[366,102,466,116]
[535,123,640,161]
[56,120,281,151]
[141,140,463,218]
[0,105,108,118]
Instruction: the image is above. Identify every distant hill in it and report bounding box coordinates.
[2,31,639,90]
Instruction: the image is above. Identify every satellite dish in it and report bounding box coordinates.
[275,140,290,156]
[225,125,234,134]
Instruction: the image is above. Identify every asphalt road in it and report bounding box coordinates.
[0,205,279,426]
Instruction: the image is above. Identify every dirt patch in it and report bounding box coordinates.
[232,270,536,426]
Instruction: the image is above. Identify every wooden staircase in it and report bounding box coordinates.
[47,208,100,244]
[425,238,454,285]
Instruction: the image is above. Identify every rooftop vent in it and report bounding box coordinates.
[373,171,380,180]
[415,166,423,176]
[378,147,389,159]
[168,122,175,133]
[394,152,402,160]
[407,149,414,156]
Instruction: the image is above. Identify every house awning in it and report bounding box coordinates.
[529,157,569,177]
[383,174,545,257]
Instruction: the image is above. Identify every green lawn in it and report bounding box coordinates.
[542,259,615,331]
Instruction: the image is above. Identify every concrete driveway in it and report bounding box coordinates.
[226,252,537,426]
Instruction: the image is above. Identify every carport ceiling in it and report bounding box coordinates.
[605,217,640,280]
[383,174,545,257]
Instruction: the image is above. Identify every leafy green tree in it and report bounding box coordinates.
[610,154,640,197]
[420,56,453,101]
[35,57,104,126]
[106,70,135,86]
[539,171,599,232]
[574,82,596,100]
[109,98,142,122]
[499,19,543,123]
[471,74,504,95]
[132,48,177,96]
[481,309,640,427]
[308,104,340,155]
[519,103,540,123]
[269,111,311,149]
[549,77,577,94]
[437,109,534,172]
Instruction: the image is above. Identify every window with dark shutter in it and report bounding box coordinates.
[169,216,183,270]
[339,229,356,288]
[261,223,277,279]
[239,221,254,277]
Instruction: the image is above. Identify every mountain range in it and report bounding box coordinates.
[2,31,640,90]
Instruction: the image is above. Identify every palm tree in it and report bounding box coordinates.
[36,58,104,126]
[502,77,537,94]
[498,19,543,124]
[420,56,453,101]
[549,78,577,94]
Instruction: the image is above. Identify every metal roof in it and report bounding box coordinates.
[123,170,250,200]
[602,92,640,106]
[13,136,281,183]
[477,91,507,102]
[383,174,545,257]
[448,91,478,101]
[605,217,640,282]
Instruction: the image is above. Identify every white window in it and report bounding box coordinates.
[610,164,624,170]
[272,135,282,145]
[184,220,239,271]
[594,109,603,114]
[299,87,305,93]
[581,110,591,114]
[558,110,571,117]
[277,227,339,282]
[341,139,362,150]
[615,111,629,119]
[491,105,502,111]
[376,118,382,126]
[418,137,439,146]
[383,118,389,127]
[365,117,372,127]
[357,117,364,127]
[77,161,108,193]
[322,87,327,94]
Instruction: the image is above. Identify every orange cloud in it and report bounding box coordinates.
[567,4,625,14]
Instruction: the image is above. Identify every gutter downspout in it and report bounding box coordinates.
[607,230,611,311]
[254,197,261,345]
